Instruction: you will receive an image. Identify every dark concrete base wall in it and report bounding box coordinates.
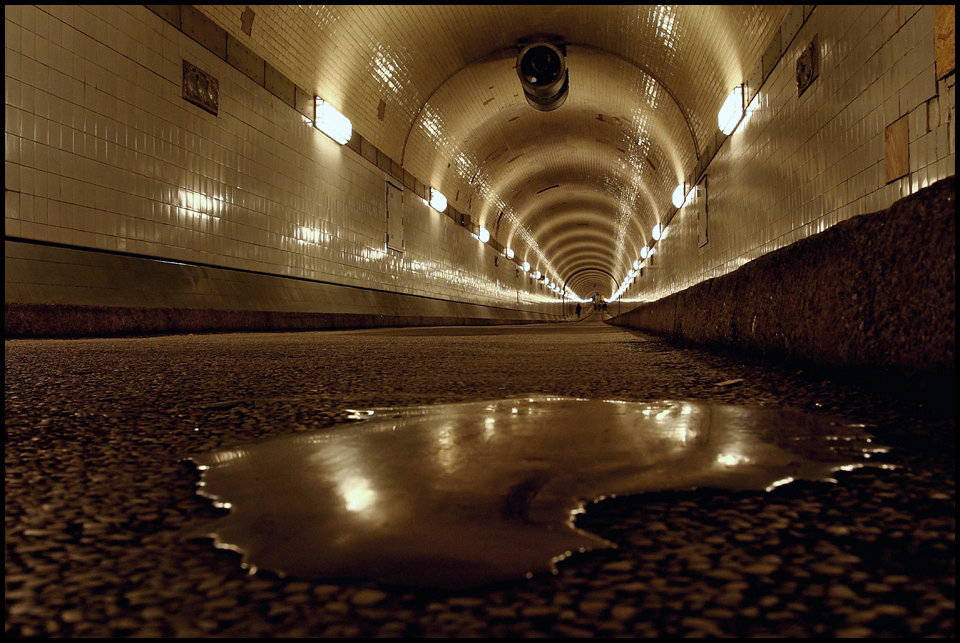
[4,240,565,338]
[608,177,955,374]
[3,303,552,338]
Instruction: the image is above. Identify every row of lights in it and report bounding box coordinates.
[427,165,583,300]
[671,85,752,210]
[316,80,752,305]
[313,97,582,302]
[614,84,752,303]
[606,223,664,303]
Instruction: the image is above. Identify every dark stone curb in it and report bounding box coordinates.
[609,177,955,374]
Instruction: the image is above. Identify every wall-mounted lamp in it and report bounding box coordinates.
[652,223,663,241]
[315,99,352,144]
[718,85,745,135]
[522,261,530,272]
[640,247,649,259]
[477,226,490,243]
[429,188,447,213]
[672,183,689,208]
[505,248,515,259]
[533,270,542,279]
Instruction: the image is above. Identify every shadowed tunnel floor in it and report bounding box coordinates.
[4,314,955,637]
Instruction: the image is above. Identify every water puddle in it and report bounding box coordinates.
[188,396,891,588]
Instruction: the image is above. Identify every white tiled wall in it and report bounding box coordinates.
[623,4,955,306]
[6,6,953,316]
[4,5,561,314]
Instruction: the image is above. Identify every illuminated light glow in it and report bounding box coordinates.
[533,270,541,279]
[315,99,352,144]
[640,247,649,259]
[522,261,530,272]
[652,224,663,241]
[505,248,514,259]
[672,183,686,208]
[429,188,447,213]
[341,476,377,513]
[765,476,795,492]
[483,416,496,439]
[296,225,325,245]
[477,226,490,243]
[178,188,220,219]
[717,453,751,466]
[718,85,745,135]
[633,259,640,270]
[746,90,760,122]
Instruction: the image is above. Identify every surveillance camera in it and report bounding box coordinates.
[516,42,569,111]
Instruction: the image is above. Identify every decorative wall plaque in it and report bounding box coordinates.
[182,60,220,116]
[796,35,819,97]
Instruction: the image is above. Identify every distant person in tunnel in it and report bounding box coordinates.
[576,303,581,317]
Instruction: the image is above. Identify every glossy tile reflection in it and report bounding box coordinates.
[188,397,890,589]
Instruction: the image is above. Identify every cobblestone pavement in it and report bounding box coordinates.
[5,316,955,637]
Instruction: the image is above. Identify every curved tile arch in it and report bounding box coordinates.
[488,159,662,281]
[535,222,639,281]
[553,250,624,278]
[402,56,688,215]
[539,228,618,266]
[564,267,619,296]
[400,43,698,168]
[514,221,615,267]
[545,244,616,278]
[486,145,666,229]
[521,198,647,279]
[568,43,700,162]
[557,252,629,284]
[193,5,793,303]
[400,58,685,287]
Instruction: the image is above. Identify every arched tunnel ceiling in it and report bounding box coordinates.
[216,5,790,297]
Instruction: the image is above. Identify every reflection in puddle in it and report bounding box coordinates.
[188,397,890,588]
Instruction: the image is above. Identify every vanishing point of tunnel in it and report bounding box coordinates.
[5,5,955,638]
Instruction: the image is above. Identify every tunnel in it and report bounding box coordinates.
[4,5,956,638]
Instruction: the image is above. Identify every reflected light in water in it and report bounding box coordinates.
[341,476,377,514]
[189,396,891,589]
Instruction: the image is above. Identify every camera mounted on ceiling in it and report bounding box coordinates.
[516,40,569,112]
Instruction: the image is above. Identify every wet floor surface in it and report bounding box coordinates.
[191,397,892,590]
[5,314,955,637]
